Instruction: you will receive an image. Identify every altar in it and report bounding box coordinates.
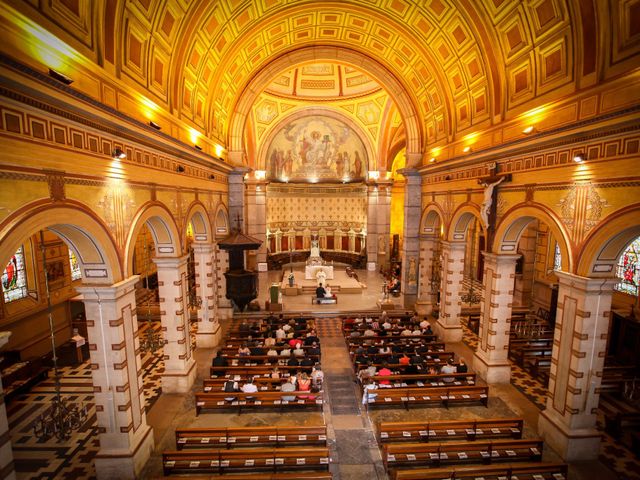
[305,264,334,280]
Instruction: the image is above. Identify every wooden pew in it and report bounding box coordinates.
[195,391,324,415]
[163,446,330,475]
[378,418,523,443]
[346,334,439,344]
[392,462,568,480]
[204,377,286,392]
[175,473,332,480]
[367,373,477,388]
[175,425,327,450]
[219,354,321,365]
[383,438,543,469]
[350,351,455,365]
[211,365,309,378]
[364,386,489,410]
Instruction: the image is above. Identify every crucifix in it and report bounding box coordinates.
[478,162,511,244]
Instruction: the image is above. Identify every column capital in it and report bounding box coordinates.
[554,271,618,291]
[153,254,189,269]
[440,240,466,251]
[481,251,521,265]
[191,242,214,254]
[75,275,140,300]
[398,167,422,182]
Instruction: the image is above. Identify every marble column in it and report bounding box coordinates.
[414,235,439,316]
[473,252,519,383]
[245,178,267,270]
[153,256,196,393]
[538,272,618,461]
[0,332,15,480]
[399,168,422,307]
[227,167,249,231]
[76,278,154,480]
[192,243,221,348]
[435,241,466,342]
[366,179,392,270]
[215,244,233,320]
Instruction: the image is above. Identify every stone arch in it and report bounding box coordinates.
[0,201,122,284]
[125,202,182,277]
[228,46,423,161]
[494,204,572,272]
[214,204,230,239]
[184,201,212,244]
[420,205,444,237]
[257,107,377,173]
[577,205,640,277]
[447,204,483,242]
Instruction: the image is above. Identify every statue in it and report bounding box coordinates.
[480,176,506,230]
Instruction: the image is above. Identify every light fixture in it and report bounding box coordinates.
[522,125,536,135]
[573,153,586,163]
[176,165,185,172]
[48,68,73,85]
[111,147,126,159]
[33,230,87,441]
[149,121,161,130]
[194,144,202,151]
[209,174,215,180]
[254,170,266,180]
[429,157,436,163]
[463,146,472,153]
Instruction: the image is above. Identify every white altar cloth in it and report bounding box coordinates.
[305,265,334,280]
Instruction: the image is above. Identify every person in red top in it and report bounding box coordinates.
[399,353,410,365]
[377,362,392,385]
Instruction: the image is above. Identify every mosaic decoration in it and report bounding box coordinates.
[2,246,27,303]
[69,250,81,281]
[615,236,640,296]
[266,115,367,183]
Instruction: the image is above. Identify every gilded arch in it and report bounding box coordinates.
[447,204,483,242]
[420,205,445,237]
[184,202,212,244]
[213,204,230,240]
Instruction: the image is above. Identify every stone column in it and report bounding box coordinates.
[153,256,196,393]
[435,241,466,342]
[0,332,15,480]
[76,278,154,480]
[192,243,221,348]
[538,272,617,461]
[414,235,438,316]
[215,244,233,320]
[228,167,249,230]
[245,178,267,269]
[473,252,519,383]
[366,180,392,270]
[399,168,422,307]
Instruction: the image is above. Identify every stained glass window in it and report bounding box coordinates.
[69,249,81,281]
[2,246,27,303]
[615,236,640,296]
[553,242,562,271]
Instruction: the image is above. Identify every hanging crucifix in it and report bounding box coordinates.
[478,162,511,244]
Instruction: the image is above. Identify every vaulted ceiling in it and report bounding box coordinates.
[1,0,638,168]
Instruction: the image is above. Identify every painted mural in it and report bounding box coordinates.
[266,115,368,182]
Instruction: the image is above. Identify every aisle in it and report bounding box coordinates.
[318,320,388,480]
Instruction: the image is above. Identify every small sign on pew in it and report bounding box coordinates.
[221,460,230,467]
[245,459,254,466]
[210,460,219,467]
[506,450,516,456]
[298,435,307,440]
[219,437,227,442]
[275,458,284,465]
[387,454,396,462]
[380,432,389,438]
[447,429,456,435]
[200,438,210,443]
[440,453,448,459]
[402,431,411,437]
[419,430,428,436]
[178,438,187,443]
[165,460,175,467]
[406,454,416,461]
[320,457,329,464]
[227,437,236,443]
[491,428,501,434]
[318,434,327,441]
[277,435,286,441]
[458,452,468,459]
[296,458,306,465]
[462,394,470,399]
[250,436,259,442]
[189,461,199,468]
[530,447,540,455]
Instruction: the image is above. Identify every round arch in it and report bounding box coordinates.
[213,204,230,240]
[0,201,122,284]
[577,205,640,277]
[420,204,444,237]
[494,204,572,272]
[447,204,483,242]
[184,201,212,245]
[125,202,182,277]
[228,46,423,160]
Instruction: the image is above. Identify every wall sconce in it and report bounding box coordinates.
[111,147,126,159]
[149,121,161,130]
[429,157,436,163]
[445,175,451,180]
[254,170,266,180]
[462,146,472,153]
[194,144,203,151]
[368,171,380,180]
[176,165,185,172]
[48,69,73,85]
[573,152,586,163]
[522,125,536,135]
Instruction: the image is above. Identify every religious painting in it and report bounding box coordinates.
[265,115,367,182]
[45,260,65,289]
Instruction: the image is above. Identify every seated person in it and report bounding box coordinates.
[223,379,239,402]
[311,365,324,389]
[241,378,258,399]
[212,351,228,368]
[362,378,378,404]
[281,377,297,402]
[389,276,401,293]
[297,373,312,398]
[440,358,457,383]
[324,285,336,298]
[315,283,327,298]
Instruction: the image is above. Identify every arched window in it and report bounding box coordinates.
[69,249,81,281]
[615,236,640,296]
[553,242,562,271]
[2,246,27,303]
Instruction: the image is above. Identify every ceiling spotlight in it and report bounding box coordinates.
[111,147,126,159]
[149,121,161,130]
[194,144,202,151]
[463,146,472,153]
[573,153,586,163]
[522,125,536,135]
[429,157,436,163]
[176,165,185,172]
[48,68,73,85]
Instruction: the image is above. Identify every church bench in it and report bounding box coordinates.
[195,391,324,415]
[599,392,640,438]
[391,462,567,480]
[175,425,327,450]
[510,346,553,367]
[219,354,321,365]
[347,335,439,344]
[378,418,523,443]
[176,474,333,480]
[366,373,477,388]
[383,438,543,470]
[354,356,457,370]
[364,386,489,410]
[311,296,337,305]
[204,377,287,392]
[211,366,305,378]
[163,446,330,475]
[222,346,320,355]
[350,351,451,364]
[524,356,552,379]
